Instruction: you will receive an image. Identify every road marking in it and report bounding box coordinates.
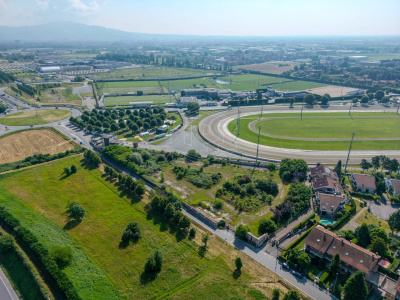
[0,269,17,300]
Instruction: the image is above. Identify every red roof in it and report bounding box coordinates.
[317,193,346,212]
[313,177,343,193]
[352,173,376,190]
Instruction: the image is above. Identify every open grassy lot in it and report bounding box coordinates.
[105,95,173,107]
[269,80,326,91]
[104,80,162,95]
[236,62,298,75]
[255,116,400,139]
[39,83,82,105]
[217,74,287,91]
[0,128,74,164]
[94,67,211,80]
[228,112,400,150]
[0,156,304,300]
[0,109,71,126]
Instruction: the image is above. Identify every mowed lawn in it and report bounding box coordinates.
[256,116,400,138]
[104,81,162,95]
[218,74,286,91]
[0,109,72,126]
[228,113,400,150]
[0,156,283,300]
[161,78,222,92]
[105,95,173,106]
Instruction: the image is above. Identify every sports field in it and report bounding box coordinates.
[161,77,222,92]
[0,128,74,164]
[0,156,303,300]
[269,81,326,91]
[103,81,162,95]
[104,95,173,106]
[217,74,286,91]
[228,112,400,150]
[0,109,72,126]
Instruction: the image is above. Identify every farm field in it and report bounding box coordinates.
[217,74,287,91]
[103,80,162,95]
[228,112,400,150]
[94,66,212,80]
[269,80,326,91]
[236,61,298,74]
[0,109,71,126]
[0,128,75,164]
[0,156,305,300]
[104,95,172,106]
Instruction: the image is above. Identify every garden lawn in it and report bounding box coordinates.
[0,156,290,300]
[0,109,72,126]
[228,112,400,150]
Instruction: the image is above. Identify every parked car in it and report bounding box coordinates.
[282,262,290,270]
[291,270,303,278]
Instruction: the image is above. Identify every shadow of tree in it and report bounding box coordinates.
[232,269,241,280]
[198,245,207,258]
[140,270,158,285]
[63,219,81,230]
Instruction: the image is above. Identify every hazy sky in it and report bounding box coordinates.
[0,0,399,36]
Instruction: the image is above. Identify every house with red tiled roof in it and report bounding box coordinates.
[310,164,339,181]
[312,176,343,195]
[386,178,400,197]
[304,226,380,278]
[316,193,347,219]
[350,173,377,194]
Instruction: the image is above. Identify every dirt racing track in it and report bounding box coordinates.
[0,129,74,164]
[198,105,400,164]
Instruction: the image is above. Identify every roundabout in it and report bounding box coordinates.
[198,105,400,164]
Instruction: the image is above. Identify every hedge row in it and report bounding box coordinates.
[378,265,400,281]
[280,223,318,261]
[292,212,315,231]
[0,207,81,300]
[350,191,380,201]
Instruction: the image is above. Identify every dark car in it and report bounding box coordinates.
[291,270,303,278]
[282,262,290,270]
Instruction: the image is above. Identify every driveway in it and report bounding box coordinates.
[369,200,400,221]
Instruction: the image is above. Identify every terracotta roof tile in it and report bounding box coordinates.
[351,173,376,190]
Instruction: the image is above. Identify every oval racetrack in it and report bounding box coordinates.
[198,105,400,164]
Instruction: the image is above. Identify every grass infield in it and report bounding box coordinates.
[0,109,72,126]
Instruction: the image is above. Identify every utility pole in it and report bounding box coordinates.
[344,132,355,173]
[348,101,352,116]
[259,103,263,119]
[255,125,261,166]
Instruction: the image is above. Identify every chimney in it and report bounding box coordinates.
[323,233,326,241]
[341,239,344,245]
[331,206,334,211]
[372,255,374,261]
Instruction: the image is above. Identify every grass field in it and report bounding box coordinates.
[255,116,400,139]
[103,81,162,95]
[217,74,287,91]
[161,78,222,92]
[105,95,173,106]
[269,81,326,91]
[236,62,298,75]
[94,67,211,80]
[0,156,304,300]
[228,112,400,150]
[0,128,74,164]
[0,109,71,126]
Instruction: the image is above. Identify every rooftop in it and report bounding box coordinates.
[351,173,377,190]
[317,193,346,212]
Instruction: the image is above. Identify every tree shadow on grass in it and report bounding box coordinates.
[63,219,81,230]
[140,271,158,286]
[59,173,69,180]
[198,246,207,258]
[146,211,169,232]
[80,159,98,171]
[232,269,241,280]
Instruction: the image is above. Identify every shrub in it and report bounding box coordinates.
[65,202,86,222]
[50,246,73,268]
[70,165,77,174]
[64,167,71,176]
[189,228,196,238]
[258,218,277,235]
[121,222,141,243]
[235,224,249,240]
[129,153,143,165]
[0,235,15,252]
[218,219,226,228]
[214,199,223,209]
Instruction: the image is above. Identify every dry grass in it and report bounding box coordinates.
[308,85,361,98]
[0,129,74,164]
[237,62,298,74]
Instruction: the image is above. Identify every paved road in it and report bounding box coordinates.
[0,267,19,300]
[198,104,400,164]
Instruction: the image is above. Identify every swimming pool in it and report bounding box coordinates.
[319,218,336,226]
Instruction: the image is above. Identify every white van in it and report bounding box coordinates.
[139,132,150,137]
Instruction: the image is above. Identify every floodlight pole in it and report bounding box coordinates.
[260,103,263,119]
[344,132,355,173]
[349,101,352,116]
[397,103,399,115]
[237,105,240,136]
[255,125,261,166]
[301,99,304,120]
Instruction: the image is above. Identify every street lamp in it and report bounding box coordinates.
[256,125,261,166]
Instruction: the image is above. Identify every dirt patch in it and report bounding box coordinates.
[308,85,361,98]
[236,62,298,74]
[0,129,74,164]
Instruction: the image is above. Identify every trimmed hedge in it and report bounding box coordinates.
[293,213,315,231]
[0,207,80,300]
[350,191,380,201]
[378,265,400,281]
[280,223,318,261]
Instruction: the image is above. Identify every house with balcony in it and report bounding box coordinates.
[312,176,343,195]
[310,163,339,181]
[350,173,377,194]
[316,193,347,219]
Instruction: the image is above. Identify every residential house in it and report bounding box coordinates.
[350,173,377,194]
[304,226,380,278]
[312,176,343,195]
[316,193,347,219]
[386,178,400,197]
[310,163,339,181]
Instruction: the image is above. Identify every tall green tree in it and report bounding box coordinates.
[335,160,342,180]
[343,271,368,300]
[370,237,387,257]
[329,253,341,274]
[360,159,372,172]
[357,223,371,248]
[283,290,301,300]
[388,210,400,233]
[235,257,243,270]
[66,202,86,222]
[304,94,316,105]
[371,156,380,170]
[375,90,384,101]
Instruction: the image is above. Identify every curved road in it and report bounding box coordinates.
[199,104,400,164]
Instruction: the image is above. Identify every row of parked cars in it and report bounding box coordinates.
[282,262,304,279]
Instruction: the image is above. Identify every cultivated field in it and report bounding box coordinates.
[0,109,72,126]
[0,129,74,164]
[237,61,298,74]
[104,95,173,106]
[217,74,286,91]
[228,112,400,150]
[308,85,361,98]
[94,66,212,80]
[0,156,308,300]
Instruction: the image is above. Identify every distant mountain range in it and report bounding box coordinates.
[0,22,164,42]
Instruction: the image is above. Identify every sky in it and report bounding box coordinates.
[0,0,399,36]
